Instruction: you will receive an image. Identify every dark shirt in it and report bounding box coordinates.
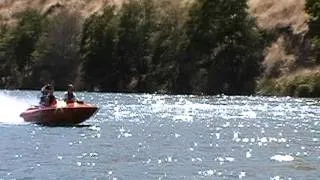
[39,93,56,106]
[39,91,48,105]
[64,92,76,103]
[47,94,56,105]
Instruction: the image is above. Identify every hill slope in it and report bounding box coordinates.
[248,0,308,34]
[1,0,308,31]
[0,0,124,24]
[1,0,317,96]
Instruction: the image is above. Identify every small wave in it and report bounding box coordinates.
[198,169,215,176]
[270,155,294,162]
[240,111,257,118]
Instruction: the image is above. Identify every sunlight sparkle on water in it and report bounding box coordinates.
[239,171,246,179]
[270,155,294,162]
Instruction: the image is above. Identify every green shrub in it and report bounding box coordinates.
[294,84,313,97]
[258,68,320,97]
[256,78,279,96]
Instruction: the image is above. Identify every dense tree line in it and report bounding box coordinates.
[80,0,268,94]
[0,0,318,95]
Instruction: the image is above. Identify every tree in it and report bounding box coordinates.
[146,0,190,93]
[306,0,320,63]
[0,22,12,88]
[80,5,118,91]
[0,9,46,88]
[115,0,156,92]
[11,9,46,72]
[185,0,266,94]
[29,10,82,89]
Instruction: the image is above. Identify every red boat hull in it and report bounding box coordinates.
[20,101,99,126]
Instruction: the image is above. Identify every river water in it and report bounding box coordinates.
[0,90,319,179]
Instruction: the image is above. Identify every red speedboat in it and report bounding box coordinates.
[20,101,99,126]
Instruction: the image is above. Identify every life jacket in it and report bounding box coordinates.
[48,94,57,105]
[39,91,48,105]
[64,92,76,103]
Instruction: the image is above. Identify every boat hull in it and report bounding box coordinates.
[20,102,98,126]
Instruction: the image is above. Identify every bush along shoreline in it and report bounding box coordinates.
[257,68,320,98]
[0,0,319,97]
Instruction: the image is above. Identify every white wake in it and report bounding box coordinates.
[0,93,30,125]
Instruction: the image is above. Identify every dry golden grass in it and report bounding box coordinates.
[247,0,312,79]
[0,0,309,32]
[288,67,320,78]
[0,0,124,24]
[248,0,309,34]
[263,36,296,76]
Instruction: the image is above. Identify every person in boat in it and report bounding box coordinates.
[39,84,49,105]
[47,86,57,106]
[63,84,77,103]
[39,84,57,106]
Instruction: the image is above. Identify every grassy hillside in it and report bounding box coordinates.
[0,0,122,24]
[249,0,320,97]
[1,0,308,30]
[249,0,308,34]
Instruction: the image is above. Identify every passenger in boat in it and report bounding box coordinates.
[39,84,57,106]
[63,84,77,103]
[47,86,57,106]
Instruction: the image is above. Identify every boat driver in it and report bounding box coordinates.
[63,84,77,103]
[39,84,49,105]
[39,84,57,106]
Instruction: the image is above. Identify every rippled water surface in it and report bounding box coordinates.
[0,90,320,179]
